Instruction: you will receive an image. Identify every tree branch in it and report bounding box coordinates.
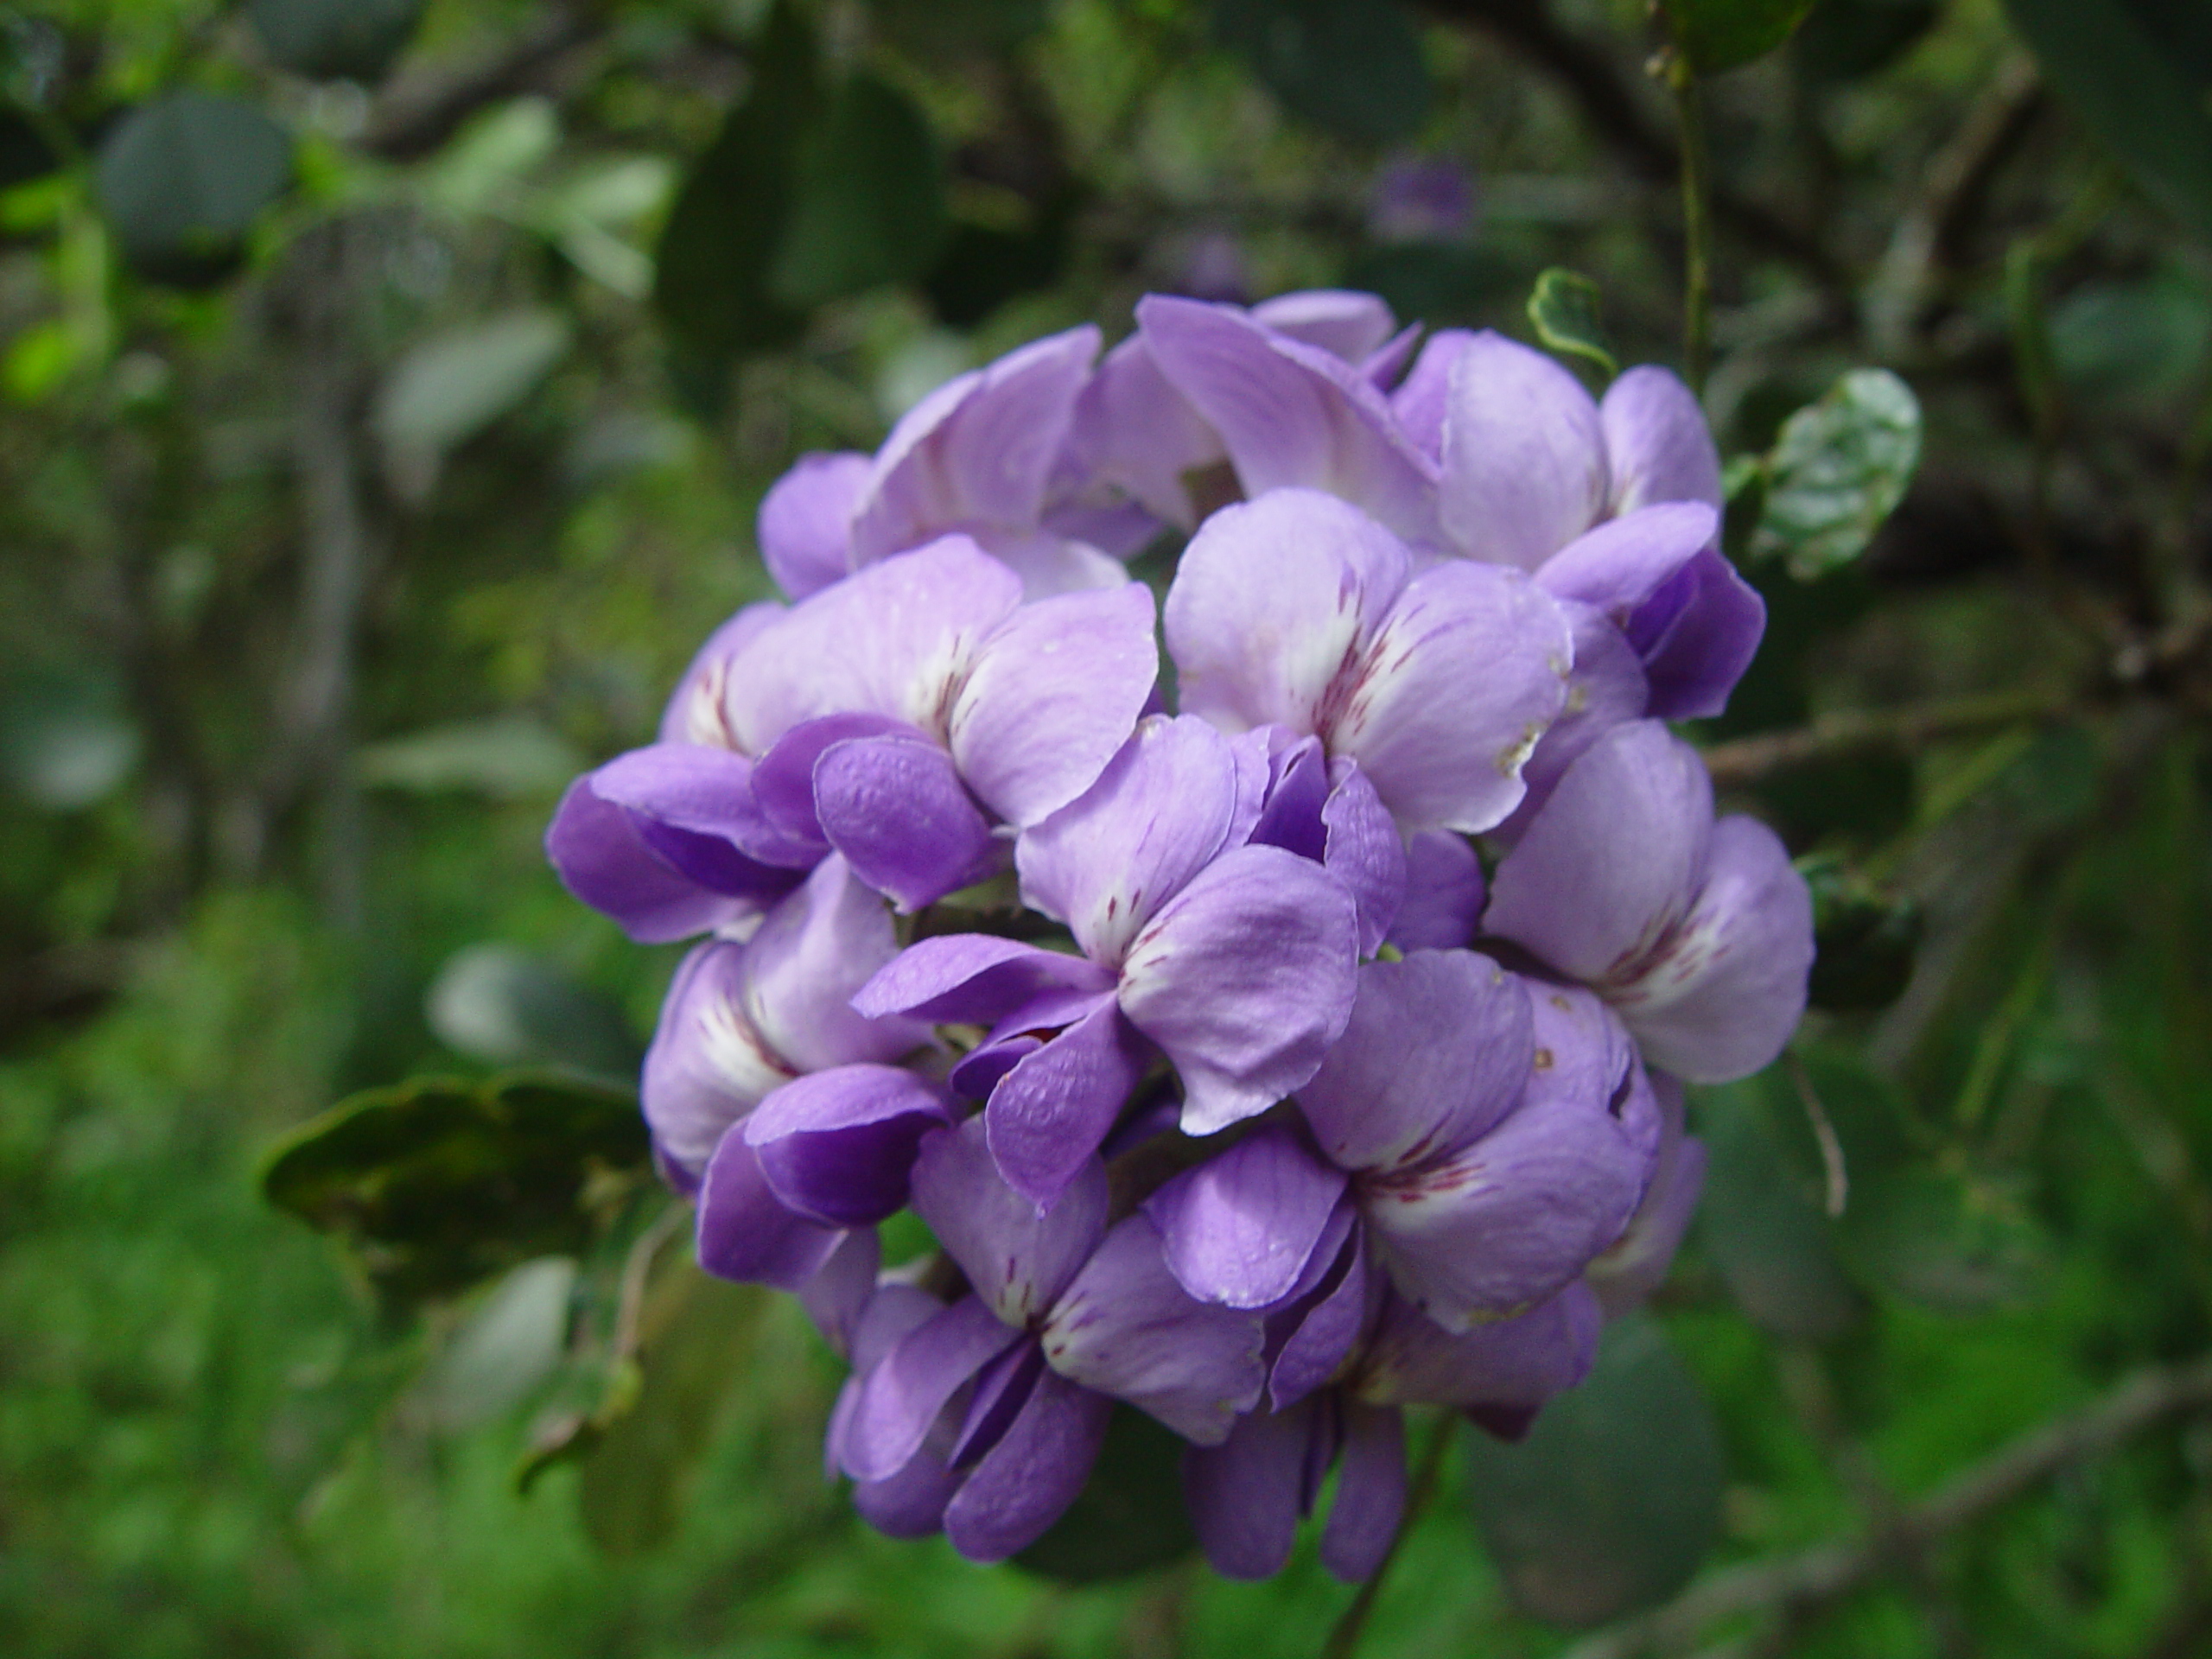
[1560,1351,2212,1659]
[1700,686,2075,787]
[362,7,606,160]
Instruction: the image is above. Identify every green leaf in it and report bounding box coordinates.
[868,0,1051,56]
[1794,0,1942,85]
[1664,0,1821,74]
[767,73,949,308]
[1014,1407,1197,1582]
[1463,1313,1725,1627]
[1800,853,1922,1012]
[424,945,641,1081]
[260,1072,652,1306]
[652,0,820,399]
[93,91,294,286]
[1527,268,1619,382]
[1210,0,1432,145]
[1695,1076,1866,1340]
[372,310,572,500]
[248,0,426,83]
[923,188,1080,329]
[429,1256,576,1429]
[2004,0,2212,242]
[1840,1166,2050,1313]
[356,715,584,801]
[1751,368,1923,580]
[577,1262,766,1555]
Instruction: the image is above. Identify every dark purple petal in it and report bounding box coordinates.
[854,933,1114,1024]
[1268,1219,1371,1410]
[593,743,822,870]
[984,998,1153,1211]
[1321,759,1406,956]
[948,579,1158,828]
[1248,732,1331,863]
[798,1229,881,1360]
[1484,721,1714,986]
[845,1294,1025,1482]
[812,733,1003,912]
[696,1130,845,1289]
[1387,831,1484,952]
[854,1446,962,1540]
[912,1116,1110,1325]
[1600,365,1721,514]
[544,774,780,944]
[1631,546,1767,721]
[1143,1124,1350,1310]
[942,1367,1113,1563]
[950,1334,1049,1468]
[828,1278,942,1478]
[1438,330,1608,569]
[1535,503,1721,622]
[1590,1075,1707,1316]
[1355,1281,1601,1410]
[1181,1400,1318,1580]
[1297,950,1533,1173]
[742,1064,955,1225]
[1119,844,1360,1136]
[758,450,868,599]
[1042,1216,1268,1443]
[1320,1402,1405,1582]
[749,712,914,843]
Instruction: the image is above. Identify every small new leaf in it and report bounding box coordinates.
[1664,0,1821,74]
[1800,853,1922,1012]
[1527,268,1618,381]
[1753,368,1923,580]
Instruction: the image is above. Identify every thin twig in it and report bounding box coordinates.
[1667,56,1713,395]
[1321,1412,1456,1659]
[1700,686,2075,787]
[1559,1351,2212,1659]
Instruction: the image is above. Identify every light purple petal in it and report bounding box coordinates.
[1491,600,1653,846]
[1138,296,1440,542]
[1182,1400,1317,1580]
[592,742,826,877]
[1165,489,1413,742]
[1142,1123,1350,1309]
[1389,328,1473,461]
[912,1116,1110,1325]
[1632,546,1767,721]
[545,774,772,945]
[1298,950,1534,1173]
[719,536,1023,756]
[984,997,1152,1210]
[1063,332,1225,528]
[642,941,790,1177]
[1611,815,1813,1082]
[845,1294,1024,1482]
[1484,721,1714,984]
[1328,560,1573,835]
[1438,330,1607,569]
[1119,843,1361,1136]
[851,326,1103,563]
[1320,1402,1405,1582]
[1387,831,1484,952]
[1250,289,1400,361]
[695,1130,845,1290]
[742,1064,954,1225]
[1322,760,1407,956]
[942,1366,1113,1563]
[1015,715,1249,967]
[969,528,1131,600]
[1355,1281,1601,1409]
[854,933,1114,1025]
[1041,1215,1267,1443]
[740,854,927,1074]
[812,733,1002,912]
[1600,365,1721,514]
[659,601,788,748]
[1535,503,1721,621]
[758,451,868,599]
[950,580,1159,827]
[1590,1075,1707,1316]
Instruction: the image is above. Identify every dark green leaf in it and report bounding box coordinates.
[1794,0,1941,85]
[1527,268,1618,382]
[424,944,641,1082]
[2005,242,2061,437]
[2048,270,2212,409]
[1840,1166,2050,1313]
[249,0,425,83]
[577,1262,765,1555]
[93,91,294,286]
[868,0,1051,56]
[1696,1077,1866,1340]
[1014,1407,1197,1582]
[1801,853,1923,1011]
[1751,368,1923,580]
[652,0,820,399]
[1664,0,1821,74]
[1210,0,1432,145]
[260,1072,652,1306]
[1463,1313,1725,1627]
[767,73,949,308]
[2004,0,2212,242]
[923,190,1080,329]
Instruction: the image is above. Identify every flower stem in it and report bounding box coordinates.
[1667,55,1713,397]
[1320,1412,1457,1659]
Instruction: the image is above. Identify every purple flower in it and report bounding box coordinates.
[855,714,1361,1205]
[829,1119,1265,1561]
[1368,155,1477,245]
[639,855,926,1181]
[1484,720,1815,1083]
[1585,1073,1707,1317]
[1164,488,1573,836]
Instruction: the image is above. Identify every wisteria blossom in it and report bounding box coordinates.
[545,286,1815,1583]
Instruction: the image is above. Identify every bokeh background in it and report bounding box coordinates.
[6,1,2212,1655]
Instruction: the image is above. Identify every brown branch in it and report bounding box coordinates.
[1700,686,2075,788]
[1414,0,1838,282]
[1560,1351,2212,1659]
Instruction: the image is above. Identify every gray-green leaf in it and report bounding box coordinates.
[1527,268,1618,382]
[94,91,294,286]
[1752,368,1923,580]
[1210,0,1432,145]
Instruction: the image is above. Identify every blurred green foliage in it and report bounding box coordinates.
[6,0,2212,1654]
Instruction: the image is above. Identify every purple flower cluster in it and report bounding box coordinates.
[547,290,1813,1580]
